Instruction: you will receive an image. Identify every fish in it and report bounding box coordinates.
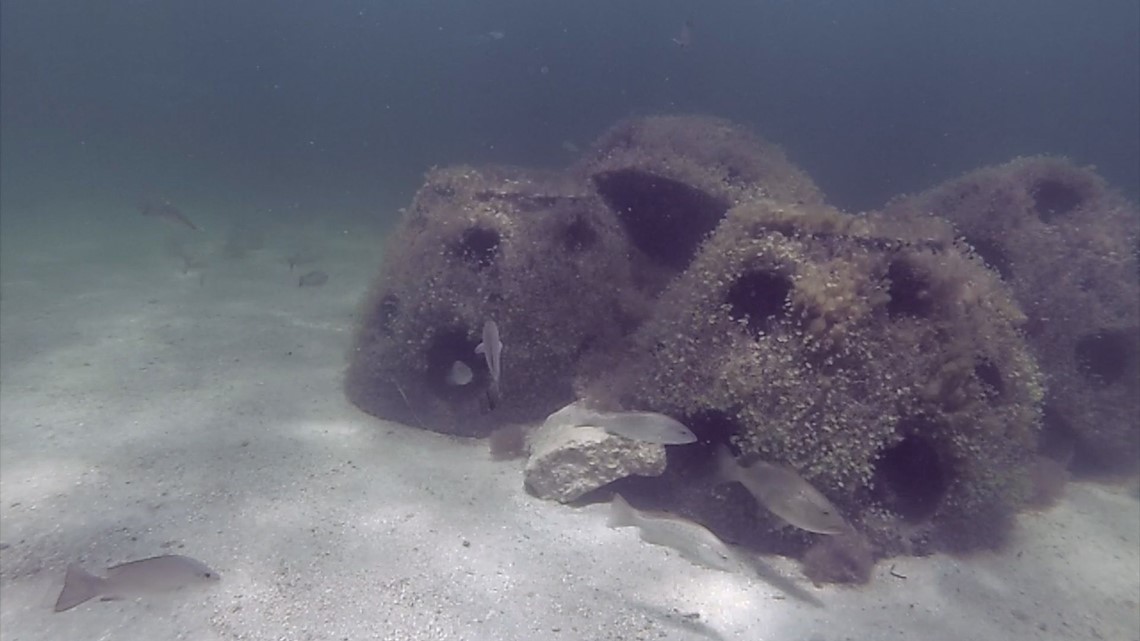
[608,494,742,573]
[464,30,506,46]
[672,18,694,49]
[298,270,329,287]
[474,320,502,408]
[542,401,697,445]
[54,554,220,612]
[590,410,697,445]
[715,445,848,535]
[447,360,474,385]
[141,200,200,231]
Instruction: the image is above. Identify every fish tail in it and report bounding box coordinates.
[714,444,740,484]
[486,380,502,410]
[54,564,106,612]
[607,494,638,529]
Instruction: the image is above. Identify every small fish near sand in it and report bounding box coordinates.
[54,554,220,612]
[715,445,848,535]
[543,401,697,445]
[298,270,329,287]
[609,494,742,573]
[475,320,503,409]
[140,200,201,231]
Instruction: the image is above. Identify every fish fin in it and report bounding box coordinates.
[608,494,638,529]
[54,565,106,612]
[475,342,486,355]
[486,382,501,410]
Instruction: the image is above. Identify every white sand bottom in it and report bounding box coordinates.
[1,208,1137,641]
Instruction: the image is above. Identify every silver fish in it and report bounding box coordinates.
[447,360,474,386]
[609,494,742,573]
[543,401,697,445]
[54,554,220,612]
[672,18,694,48]
[475,320,503,408]
[715,445,848,535]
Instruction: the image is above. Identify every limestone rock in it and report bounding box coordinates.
[523,420,666,503]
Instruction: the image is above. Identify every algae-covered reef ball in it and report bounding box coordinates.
[346,116,828,437]
[344,165,646,436]
[573,114,826,291]
[882,156,1140,473]
[583,200,1045,553]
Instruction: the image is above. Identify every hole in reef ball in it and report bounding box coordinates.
[725,270,792,337]
[593,169,729,270]
[974,358,1005,400]
[451,226,501,269]
[561,217,598,252]
[1074,329,1134,387]
[886,259,934,319]
[424,327,482,394]
[684,409,742,447]
[963,236,1013,280]
[1032,178,1084,222]
[872,431,948,522]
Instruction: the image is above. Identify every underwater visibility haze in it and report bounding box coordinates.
[1,1,1137,640]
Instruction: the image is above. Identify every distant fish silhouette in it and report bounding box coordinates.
[141,200,200,231]
[298,270,329,287]
[672,18,694,49]
[464,30,506,47]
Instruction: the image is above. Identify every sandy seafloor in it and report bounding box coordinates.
[0,204,1137,641]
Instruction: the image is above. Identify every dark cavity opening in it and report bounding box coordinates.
[726,270,793,336]
[685,409,741,448]
[974,358,1005,400]
[561,217,598,252]
[423,327,483,395]
[963,236,1013,280]
[1038,404,1078,465]
[872,430,948,521]
[593,169,729,270]
[646,409,743,479]
[451,226,501,269]
[1074,328,1135,387]
[1032,178,1085,223]
[886,259,934,319]
[376,294,400,336]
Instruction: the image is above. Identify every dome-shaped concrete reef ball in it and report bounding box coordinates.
[345,165,643,436]
[582,199,1044,556]
[883,156,1140,474]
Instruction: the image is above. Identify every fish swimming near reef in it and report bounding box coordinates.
[672,18,694,48]
[447,360,474,386]
[543,401,697,445]
[298,270,329,287]
[140,200,200,231]
[715,445,848,535]
[54,554,220,612]
[464,29,506,46]
[609,494,742,573]
[475,320,503,408]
